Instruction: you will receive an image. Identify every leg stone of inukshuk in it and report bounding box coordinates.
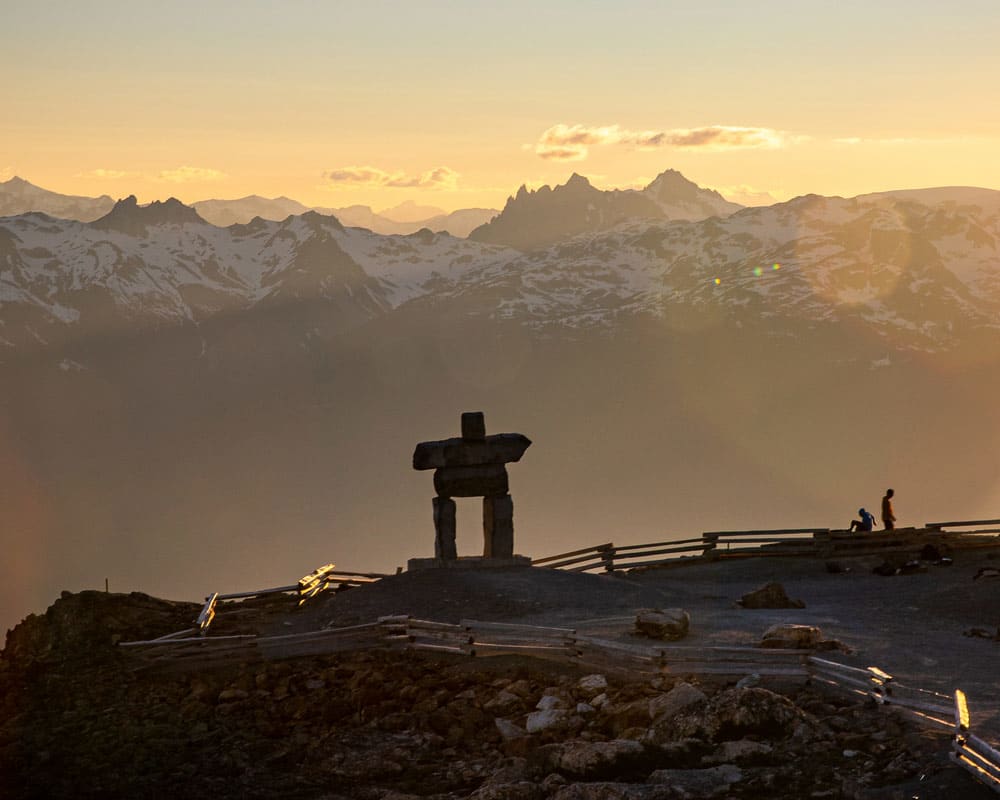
[483,494,514,558]
[433,496,457,559]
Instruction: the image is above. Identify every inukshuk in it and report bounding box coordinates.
[412,412,531,559]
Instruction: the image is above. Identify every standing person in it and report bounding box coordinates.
[881,488,896,530]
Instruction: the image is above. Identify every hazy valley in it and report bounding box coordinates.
[3,171,1000,633]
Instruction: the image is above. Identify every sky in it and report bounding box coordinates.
[3,0,1000,212]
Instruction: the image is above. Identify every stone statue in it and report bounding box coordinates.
[412,412,531,561]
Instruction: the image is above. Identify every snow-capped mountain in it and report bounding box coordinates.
[3,183,1000,358]
[468,170,742,251]
[0,195,514,353]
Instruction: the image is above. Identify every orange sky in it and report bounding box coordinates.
[3,1,999,211]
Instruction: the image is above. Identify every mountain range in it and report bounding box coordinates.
[2,168,1000,635]
[0,176,496,237]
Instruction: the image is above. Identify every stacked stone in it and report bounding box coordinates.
[412,412,531,560]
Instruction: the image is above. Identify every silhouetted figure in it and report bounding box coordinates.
[881,488,896,530]
[849,508,876,532]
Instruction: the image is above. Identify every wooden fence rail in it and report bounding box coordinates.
[953,690,1000,794]
[533,519,1000,574]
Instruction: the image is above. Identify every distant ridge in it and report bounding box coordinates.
[92,195,207,235]
[192,195,311,227]
[468,169,742,251]
[0,176,114,222]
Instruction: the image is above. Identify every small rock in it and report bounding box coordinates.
[649,682,707,723]
[525,709,569,733]
[495,718,527,741]
[635,608,690,641]
[648,764,743,791]
[738,582,804,609]
[536,694,568,711]
[760,623,822,649]
[576,674,608,697]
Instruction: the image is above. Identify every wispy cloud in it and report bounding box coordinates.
[323,165,459,190]
[75,168,142,180]
[158,166,227,183]
[833,135,973,147]
[535,123,798,161]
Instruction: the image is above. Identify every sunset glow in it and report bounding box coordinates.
[3,1,999,211]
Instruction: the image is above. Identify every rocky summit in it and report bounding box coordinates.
[0,589,990,800]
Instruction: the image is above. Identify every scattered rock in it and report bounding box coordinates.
[760,623,822,649]
[648,682,707,723]
[635,608,690,641]
[738,582,804,609]
[555,739,646,780]
[648,764,743,793]
[576,674,608,697]
[526,708,570,733]
[703,738,774,765]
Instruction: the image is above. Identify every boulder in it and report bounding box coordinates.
[648,764,743,794]
[555,739,646,780]
[702,738,773,765]
[576,674,608,698]
[525,708,570,733]
[738,582,804,609]
[635,608,690,641]
[648,682,707,723]
[760,623,823,649]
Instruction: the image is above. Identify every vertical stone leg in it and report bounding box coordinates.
[483,494,514,558]
[433,496,457,559]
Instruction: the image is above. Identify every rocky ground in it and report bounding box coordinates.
[2,555,998,799]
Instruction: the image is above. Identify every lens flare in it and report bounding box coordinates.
[753,266,763,277]
[714,277,721,285]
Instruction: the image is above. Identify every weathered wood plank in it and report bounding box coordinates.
[462,620,575,635]
[927,518,1000,529]
[532,543,614,565]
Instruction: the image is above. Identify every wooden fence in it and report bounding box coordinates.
[954,689,1000,794]
[532,520,1000,573]
[121,615,814,678]
[193,564,388,635]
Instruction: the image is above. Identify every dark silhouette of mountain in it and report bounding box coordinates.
[468,170,740,251]
[0,176,114,221]
[91,195,207,235]
[642,168,742,218]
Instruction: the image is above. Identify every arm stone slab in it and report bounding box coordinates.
[413,433,531,470]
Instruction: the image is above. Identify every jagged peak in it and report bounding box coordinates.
[563,172,592,189]
[300,209,345,231]
[91,195,207,234]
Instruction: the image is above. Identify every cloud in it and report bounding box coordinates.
[535,123,797,160]
[833,135,971,147]
[323,165,459,190]
[158,166,227,183]
[0,166,14,181]
[75,168,141,180]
